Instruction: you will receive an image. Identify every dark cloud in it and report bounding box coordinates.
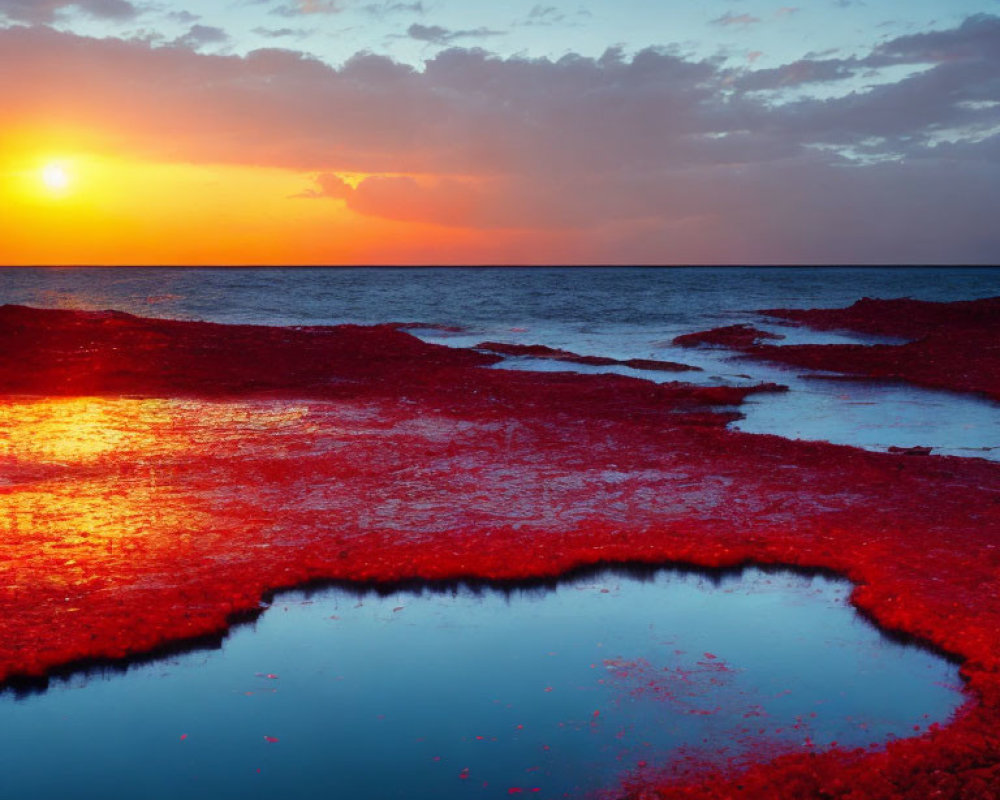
[736,57,857,90]
[252,26,308,38]
[516,4,590,28]
[866,13,1000,65]
[521,5,566,26]
[80,0,134,18]
[736,12,1000,131]
[0,0,137,24]
[362,1,424,15]
[166,10,199,25]
[406,23,506,45]
[173,24,229,50]
[710,12,761,27]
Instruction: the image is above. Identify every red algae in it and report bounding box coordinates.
[753,297,1000,403]
[476,341,701,372]
[672,324,784,349]
[2,303,1000,798]
[761,296,1000,340]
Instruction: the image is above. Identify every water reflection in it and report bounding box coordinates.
[0,396,314,467]
[0,567,965,800]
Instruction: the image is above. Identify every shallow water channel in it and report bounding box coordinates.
[414,321,1000,462]
[0,567,964,799]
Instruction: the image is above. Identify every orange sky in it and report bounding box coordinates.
[0,131,612,266]
[1,17,999,265]
[0,146,557,266]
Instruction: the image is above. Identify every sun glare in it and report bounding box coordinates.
[41,163,71,192]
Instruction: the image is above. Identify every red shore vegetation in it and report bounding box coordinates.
[476,340,700,372]
[1,301,998,798]
[753,297,1000,403]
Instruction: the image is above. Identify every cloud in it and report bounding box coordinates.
[2,16,998,262]
[362,1,424,15]
[270,0,342,16]
[293,156,1000,265]
[297,0,341,11]
[738,14,1000,103]
[520,5,565,26]
[0,0,137,24]
[166,10,200,25]
[516,4,589,28]
[866,13,1000,65]
[173,24,229,50]
[736,57,856,90]
[6,20,997,172]
[710,12,761,27]
[265,0,423,18]
[252,26,309,38]
[406,23,506,45]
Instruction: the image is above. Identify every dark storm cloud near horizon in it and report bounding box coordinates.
[2,13,998,262]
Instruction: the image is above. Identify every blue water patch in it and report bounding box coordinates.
[732,375,1000,459]
[0,567,964,800]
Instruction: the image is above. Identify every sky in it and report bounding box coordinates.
[1,0,999,265]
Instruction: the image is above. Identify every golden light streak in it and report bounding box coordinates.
[0,397,312,579]
[0,397,311,466]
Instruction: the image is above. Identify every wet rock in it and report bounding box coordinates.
[888,446,934,456]
[476,341,700,372]
[672,325,784,349]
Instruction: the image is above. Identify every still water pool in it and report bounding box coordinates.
[0,567,964,799]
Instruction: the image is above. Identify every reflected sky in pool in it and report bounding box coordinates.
[0,567,965,799]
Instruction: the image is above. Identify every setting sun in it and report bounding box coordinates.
[41,162,70,192]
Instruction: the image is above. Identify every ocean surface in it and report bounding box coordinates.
[2,266,998,458]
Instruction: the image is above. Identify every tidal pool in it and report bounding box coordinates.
[0,567,964,799]
[477,340,1000,461]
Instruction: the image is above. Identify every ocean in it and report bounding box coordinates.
[2,265,998,458]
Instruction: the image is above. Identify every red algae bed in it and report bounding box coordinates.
[755,297,999,404]
[1,300,999,798]
[475,341,701,373]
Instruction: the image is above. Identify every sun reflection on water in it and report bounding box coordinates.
[0,396,318,602]
[0,396,313,466]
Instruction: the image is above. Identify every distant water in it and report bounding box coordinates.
[2,266,997,328]
[1,266,998,458]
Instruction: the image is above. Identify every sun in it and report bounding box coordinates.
[41,163,71,192]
